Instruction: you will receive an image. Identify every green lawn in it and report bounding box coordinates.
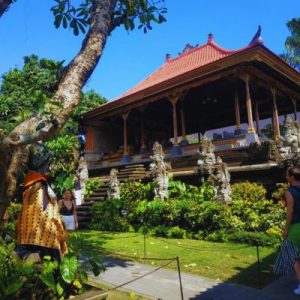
[72,231,280,288]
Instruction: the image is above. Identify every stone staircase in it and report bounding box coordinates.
[77,164,147,228]
[117,164,147,181]
[77,182,108,229]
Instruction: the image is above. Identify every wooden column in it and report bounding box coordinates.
[139,107,146,151]
[292,98,298,121]
[169,95,180,146]
[255,100,260,134]
[271,87,280,140]
[122,111,130,156]
[243,75,255,133]
[234,90,241,130]
[180,106,187,143]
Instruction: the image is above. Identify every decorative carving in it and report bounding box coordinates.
[107,168,120,200]
[149,141,170,200]
[209,158,232,203]
[276,116,300,167]
[244,141,274,163]
[78,157,89,203]
[195,135,216,183]
[195,137,231,202]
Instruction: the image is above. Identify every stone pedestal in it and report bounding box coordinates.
[171,145,182,156]
[246,133,260,145]
[121,155,130,163]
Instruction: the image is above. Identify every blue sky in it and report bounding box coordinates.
[0,0,299,101]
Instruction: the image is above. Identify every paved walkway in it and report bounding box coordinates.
[88,257,300,300]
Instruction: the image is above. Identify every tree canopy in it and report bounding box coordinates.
[283,18,300,70]
[0,0,168,221]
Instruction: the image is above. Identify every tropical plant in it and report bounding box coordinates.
[84,177,103,199]
[0,233,104,299]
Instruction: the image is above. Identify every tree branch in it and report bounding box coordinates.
[0,0,13,17]
[3,0,116,147]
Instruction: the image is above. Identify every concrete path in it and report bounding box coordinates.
[88,257,300,300]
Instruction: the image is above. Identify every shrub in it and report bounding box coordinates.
[231,181,267,202]
[121,180,152,202]
[227,231,280,246]
[0,234,104,300]
[152,225,169,237]
[272,183,289,202]
[84,178,102,199]
[168,226,186,239]
[90,199,129,231]
[164,199,189,227]
[205,230,229,243]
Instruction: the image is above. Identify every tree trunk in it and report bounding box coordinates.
[0,0,116,224]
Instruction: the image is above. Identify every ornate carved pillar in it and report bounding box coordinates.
[271,88,280,140]
[255,100,260,134]
[139,107,147,153]
[243,75,255,134]
[121,111,130,162]
[169,94,182,156]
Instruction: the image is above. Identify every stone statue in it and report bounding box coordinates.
[195,137,231,202]
[15,142,68,262]
[195,135,216,183]
[197,135,216,166]
[77,157,89,203]
[276,116,300,166]
[107,168,120,200]
[210,162,232,203]
[149,141,170,200]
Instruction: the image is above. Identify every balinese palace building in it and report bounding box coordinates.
[82,27,300,184]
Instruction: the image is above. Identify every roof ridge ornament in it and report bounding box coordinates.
[165,53,171,62]
[249,25,263,46]
[207,33,214,44]
[178,43,199,56]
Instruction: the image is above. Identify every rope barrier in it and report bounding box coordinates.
[104,250,178,261]
[151,235,252,252]
[90,259,176,296]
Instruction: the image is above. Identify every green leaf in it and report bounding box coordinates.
[40,272,57,292]
[73,279,82,289]
[60,255,78,284]
[5,281,24,296]
[56,282,64,296]
[54,15,63,28]
[62,16,68,29]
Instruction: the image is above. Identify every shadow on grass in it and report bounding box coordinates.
[188,249,298,300]
[70,230,136,269]
[73,231,298,299]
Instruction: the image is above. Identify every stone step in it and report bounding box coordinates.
[76,205,91,211]
[124,164,144,168]
[86,196,106,202]
[91,191,107,196]
[77,211,91,217]
[119,169,146,173]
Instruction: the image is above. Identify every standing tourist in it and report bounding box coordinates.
[274,167,300,295]
[58,190,78,231]
[15,142,68,261]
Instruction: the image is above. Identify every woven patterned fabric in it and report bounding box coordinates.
[16,173,68,257]
[273,238,299,275]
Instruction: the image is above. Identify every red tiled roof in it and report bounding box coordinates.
[116,34,250,100]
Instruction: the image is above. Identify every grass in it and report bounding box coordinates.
[71,230,280,289]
